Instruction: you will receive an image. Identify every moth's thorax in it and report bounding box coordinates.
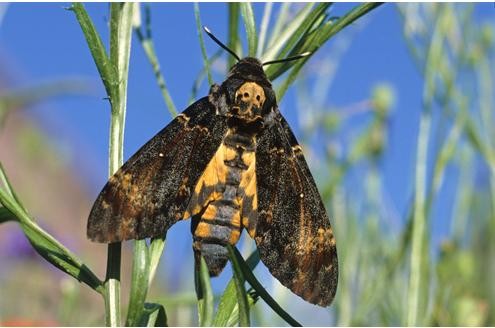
[232,82,266,120]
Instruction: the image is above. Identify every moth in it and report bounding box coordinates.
[88,27,338,307]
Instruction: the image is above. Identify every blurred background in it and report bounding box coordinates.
[0,3,494,326]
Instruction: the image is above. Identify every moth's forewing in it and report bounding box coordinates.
[87,97,227,242]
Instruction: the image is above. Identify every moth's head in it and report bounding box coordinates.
[204,26,310,122]
[225,57,273,121]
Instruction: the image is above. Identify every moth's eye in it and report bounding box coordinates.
[256,95,261,101]
[243,92,249,98]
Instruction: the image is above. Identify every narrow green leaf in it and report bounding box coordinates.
[148,236,166,285]
[266,3,291,51]
[228,3,240,68]
[261,3,317,62]
[432,110,465,194]
[263,3,329,77]
[256,2,273,57]
[407,111,431,326]
[213,280,238,326]
[274,3,384,98]
[213,251,260,326]
[135,4,177,118]
[0,206,16,223]
[227,245,250,327]
[240,3,257,57]
[195,256,214,326]
[140,303,168,327]
[71,3,118,101]
[0,162,24,208]
[194,3,213,86]
[0,187,103,293]
[230,247,302,327]
[126,239,151,326]
[465,117,495,167]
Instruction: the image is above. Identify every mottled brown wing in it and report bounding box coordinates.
[88,97,228,242]
[253,109,338,307]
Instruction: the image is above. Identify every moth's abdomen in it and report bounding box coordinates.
[187,130,257,276]
[192,198,242,275]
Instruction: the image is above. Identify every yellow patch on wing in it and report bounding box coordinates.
[184,143,230,219]
[238,149,258,238]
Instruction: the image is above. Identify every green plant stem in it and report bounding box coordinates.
[135,4,177,117]
[274,3,383,98]
[262,3,315,63]
[266,3,290,51]
[195,256,214,326]
[256,2,272,57]
[105,243,122,327]
[407,110,431,327]
[407,7,443,324]
[107,4,134,326]
[227,246,250,327]
[240,3,257,57]
[125,239,150,326]
[194,3,213,86]
[104,97,124,326]
[227,3,240,68]
[230,247,301,327]
[477,57,495,225]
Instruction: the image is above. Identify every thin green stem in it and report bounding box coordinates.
[227,3,240,68]
[240,3,257,57]
[262,3,315,63]
[266,3,290,51]
[135,5,178,117]
[227,246,250,327]
[194,3,213,86]
[407,110,431,327]
[407,6,443,325]
[274,3,383,97]
[105,243,122,326]
[109,3,134,326]
[125,239,150,326]
[230,247,301,327]
[256,2,272,57]
[195,256,214,326]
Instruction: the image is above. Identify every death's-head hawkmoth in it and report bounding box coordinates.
[88,27,338,307]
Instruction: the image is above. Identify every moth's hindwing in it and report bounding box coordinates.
[87,97,227,242]
[252,109,338,307]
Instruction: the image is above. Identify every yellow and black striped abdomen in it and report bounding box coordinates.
[186,129,257,275]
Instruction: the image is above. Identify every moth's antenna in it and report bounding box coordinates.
[203,26,241,62]
[262,52,312,66]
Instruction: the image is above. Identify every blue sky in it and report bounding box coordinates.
[1,3,494,323]
[0,3,417,206]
